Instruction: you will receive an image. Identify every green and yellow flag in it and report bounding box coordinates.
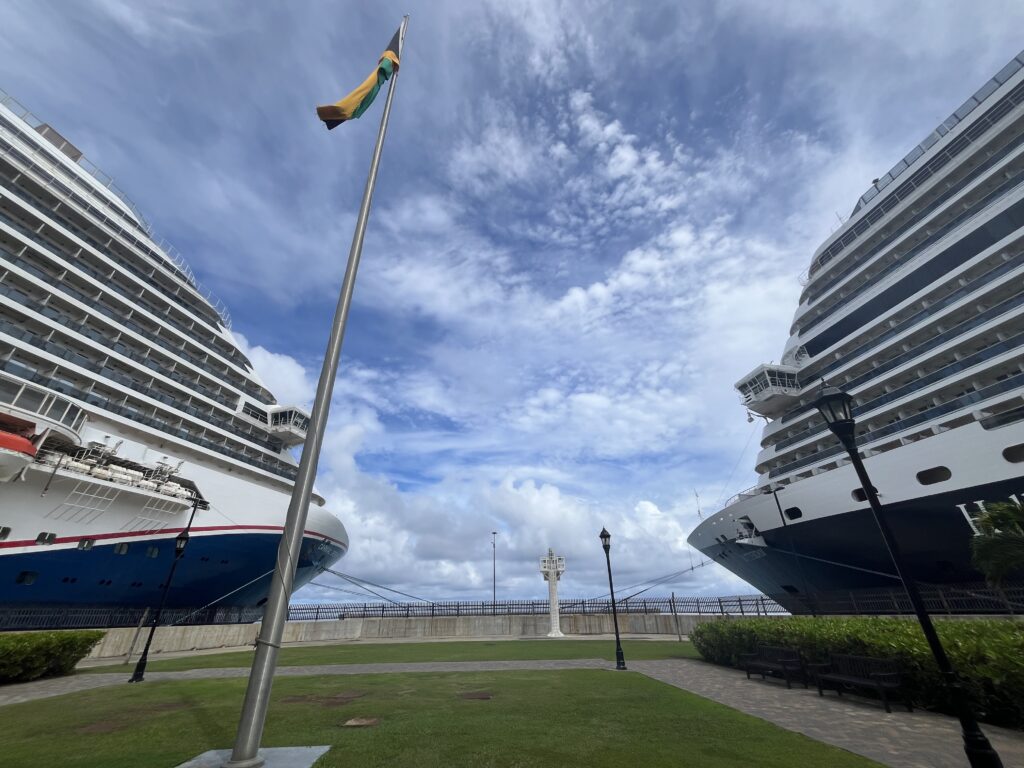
[316,27,401,130]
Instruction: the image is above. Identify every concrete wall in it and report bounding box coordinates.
[85,612,730,659]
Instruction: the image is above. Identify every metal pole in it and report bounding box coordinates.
[602,543,626,670]
[835,431,1002,768]
[124,607,150,665]
[491,530,497,613]
[224,17,408,768]
[128,497,199,683]
[670,592,682,642]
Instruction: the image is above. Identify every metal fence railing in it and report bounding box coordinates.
[1,582,1019,631]
[285,595,789,622]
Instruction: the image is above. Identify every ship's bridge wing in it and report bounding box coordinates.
[736,363,801,418]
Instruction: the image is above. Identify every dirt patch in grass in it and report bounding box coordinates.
[138,702,190,714]
[280,691,366,707]
[341,717,379,727]
[459,691,492,700]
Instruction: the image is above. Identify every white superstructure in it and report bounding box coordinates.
[0,89,347,608]
[688,51,1024,609]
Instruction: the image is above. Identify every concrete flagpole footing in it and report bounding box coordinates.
[176,747,330,768]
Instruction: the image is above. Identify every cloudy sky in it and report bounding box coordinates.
[2,1,1022,602]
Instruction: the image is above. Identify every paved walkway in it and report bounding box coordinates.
[633,659,1024,768]
[3,658,1023,768]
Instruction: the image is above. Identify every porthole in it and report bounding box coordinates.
[78,539,95,551]
[1003,443,1024,463]
[146,546,160,559]
[780,584,799,594]
[16,571,37,585]
[35,532,57,545]
[851,486,878,502]
[784,507,803,520]
[916,466,952,485]
[0,526,10,541]
[113,542,129,555]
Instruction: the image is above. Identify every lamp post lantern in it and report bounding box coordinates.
[599,527,626,670]
[813,383,1002,768]
[128,496,198,684]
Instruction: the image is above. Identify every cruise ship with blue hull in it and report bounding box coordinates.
[688,51,1024,611]
[0,89,347,609]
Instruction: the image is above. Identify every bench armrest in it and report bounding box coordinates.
[869,671,901,682]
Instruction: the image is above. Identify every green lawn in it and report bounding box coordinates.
[84,639,700,674]
[3,670,882,768]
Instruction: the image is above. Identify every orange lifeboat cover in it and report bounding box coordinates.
[0,432,36,456]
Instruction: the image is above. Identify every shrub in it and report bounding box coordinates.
[691,617,1024,728]
[0,630,104,684]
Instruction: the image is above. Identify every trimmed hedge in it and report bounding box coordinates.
[691,617,1024,728]
[0,630,104,684]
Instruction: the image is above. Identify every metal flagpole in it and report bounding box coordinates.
[224,16,409,768]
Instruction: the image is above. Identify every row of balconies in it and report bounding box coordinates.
[760,358,1024,480]
[0,223,272,404]
[0,302,287,455]
[0,184,265,396]
[805,136,1024,317]
[766,320,1024,457]
[0,123,228,333]
[797,160,1024,337]
[0,346,299,484]
[755,248,1024,439]
[0,256,240,407]
[0,112,149,240]
[805,76,1024,287]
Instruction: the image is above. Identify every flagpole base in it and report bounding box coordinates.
[175,746,330,768]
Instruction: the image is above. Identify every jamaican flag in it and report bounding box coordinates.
[316,26,401,130]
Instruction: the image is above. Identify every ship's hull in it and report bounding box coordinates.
[689,419,1024,612]
[0,529,344,607]
[1,418,348,608]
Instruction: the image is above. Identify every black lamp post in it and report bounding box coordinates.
[129,498,198,684]
[813,383,1002,768]
[491,530,497,614]
[600,527,627,670]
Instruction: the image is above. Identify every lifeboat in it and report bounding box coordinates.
[0,431,37,482]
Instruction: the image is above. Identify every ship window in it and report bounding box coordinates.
[0,526,10,541]
[36,531,57,545]
[78,538,95,551]
[1003,443,1024,463]
[916,466,952,485]
[784,507,803,520]
[851,486,878,502]
[146,546,160,558]
[780,584,799,594]
[16,571,37,585]
[114,542,130,555]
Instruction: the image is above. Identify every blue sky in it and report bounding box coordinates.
[3,1,1023,601]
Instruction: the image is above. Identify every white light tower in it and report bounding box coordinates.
[540,548,566,638]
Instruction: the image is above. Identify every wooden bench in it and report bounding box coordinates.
[811,653,912,713]
[739,645,806,689]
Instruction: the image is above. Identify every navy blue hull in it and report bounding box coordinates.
[1,533,345,608]
[706,476,1024,612]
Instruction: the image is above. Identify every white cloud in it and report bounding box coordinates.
[5,1,1022,602]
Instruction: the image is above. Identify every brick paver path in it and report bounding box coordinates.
[3,657,1023,768]
[633,659,1024,768]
